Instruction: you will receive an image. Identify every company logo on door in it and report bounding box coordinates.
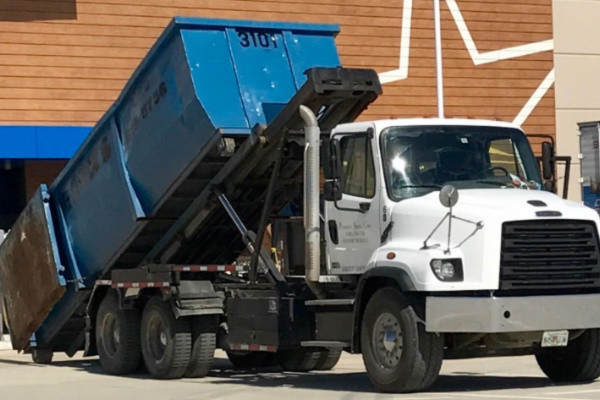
[339,221,371,245]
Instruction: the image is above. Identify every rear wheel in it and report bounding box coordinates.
[141,298,191,379]
[95,291,141,375]
[361,287,443,393]
[184,316,216,378]
[227,351,276,369]
[31,348,53,364]
[313,348,343,371]
[536,329,600,382]
[277,348,321,372]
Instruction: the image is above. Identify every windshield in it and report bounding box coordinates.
[380,125,542,200]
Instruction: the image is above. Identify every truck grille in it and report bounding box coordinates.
[500,220,600,290]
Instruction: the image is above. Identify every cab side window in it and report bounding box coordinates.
[340,135,376,198]
[488,138,526,177]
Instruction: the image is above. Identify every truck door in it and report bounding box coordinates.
[324,131,381,274]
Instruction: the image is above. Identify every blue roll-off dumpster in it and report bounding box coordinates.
[0,16,342,352]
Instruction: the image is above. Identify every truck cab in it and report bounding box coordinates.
[320,118,600,392]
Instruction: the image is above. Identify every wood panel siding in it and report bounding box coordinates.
[0,0,555,136]
[23,160,68,200]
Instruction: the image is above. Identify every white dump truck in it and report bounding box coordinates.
[2,17,600,394]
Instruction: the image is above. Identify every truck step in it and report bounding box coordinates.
[304,299,354,307]
[301,341,349,348]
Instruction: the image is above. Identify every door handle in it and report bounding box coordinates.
[359,202,370,213]
[328,220,339,245]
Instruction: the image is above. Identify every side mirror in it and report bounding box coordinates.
[321,139,343,180]
[323,180,343,201]
[439,185,459,208]
[541,141,554,181]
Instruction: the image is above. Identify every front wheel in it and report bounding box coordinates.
[536,329,600,382]
[361,287,443,393]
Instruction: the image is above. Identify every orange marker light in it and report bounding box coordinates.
[387,252,396,260]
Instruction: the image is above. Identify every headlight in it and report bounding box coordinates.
[430,259,463,282]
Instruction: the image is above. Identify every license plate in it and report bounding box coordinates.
[541,330,569,347]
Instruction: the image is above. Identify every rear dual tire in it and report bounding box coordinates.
[314,348,343,371]
[227,351,276,369]
[185,316,216,378]
[96,291,141,374]
[96,292,216,379]
[140,298,191,379]
[140,298,216,379]
[277,348,322,372]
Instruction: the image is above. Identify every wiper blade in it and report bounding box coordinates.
[475,180,510,187]
[395,184,443,189]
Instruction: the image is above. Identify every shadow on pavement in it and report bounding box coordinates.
[190,357,565,394]
[0,354,582,394]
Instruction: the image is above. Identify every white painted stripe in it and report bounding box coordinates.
[513,68,555,126]
[379,0,554,93]
[445,0,553,65]
[378,0,412,84]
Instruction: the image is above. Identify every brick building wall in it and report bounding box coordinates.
[0,0,555,133]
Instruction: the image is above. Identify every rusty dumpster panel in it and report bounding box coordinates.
[0,185,65,351]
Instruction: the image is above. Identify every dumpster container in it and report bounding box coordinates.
[0,16,342,351]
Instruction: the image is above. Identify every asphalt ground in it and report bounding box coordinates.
[2,342,600,400]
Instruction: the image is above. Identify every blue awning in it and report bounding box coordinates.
[0,126,91,159]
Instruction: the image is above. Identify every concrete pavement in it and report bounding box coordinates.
[2,348,600,400]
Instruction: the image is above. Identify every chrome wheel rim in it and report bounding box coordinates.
[372,312,403,368]
[101,314,120,356]
[146,314,167,362]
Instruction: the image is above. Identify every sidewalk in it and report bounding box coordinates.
[0,335,11,350]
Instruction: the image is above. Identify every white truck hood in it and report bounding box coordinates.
[377,189,600,291]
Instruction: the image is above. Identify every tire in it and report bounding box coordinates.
[277,348,321,372]
[536,329,600,382]
[1,295,10,336]
[95,291,141,375]
[227,351,276,369]
[313,348,343,371]
[184,316,216,378]
[141,298,191,379]
[31,348,53,364]
[361,287,444,393]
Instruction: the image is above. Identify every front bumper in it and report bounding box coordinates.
[426,294,600,333]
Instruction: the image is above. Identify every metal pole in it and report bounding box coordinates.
[433,0,445,118]
[249,133,287,283]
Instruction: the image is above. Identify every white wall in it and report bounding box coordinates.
[554,0,600,201]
